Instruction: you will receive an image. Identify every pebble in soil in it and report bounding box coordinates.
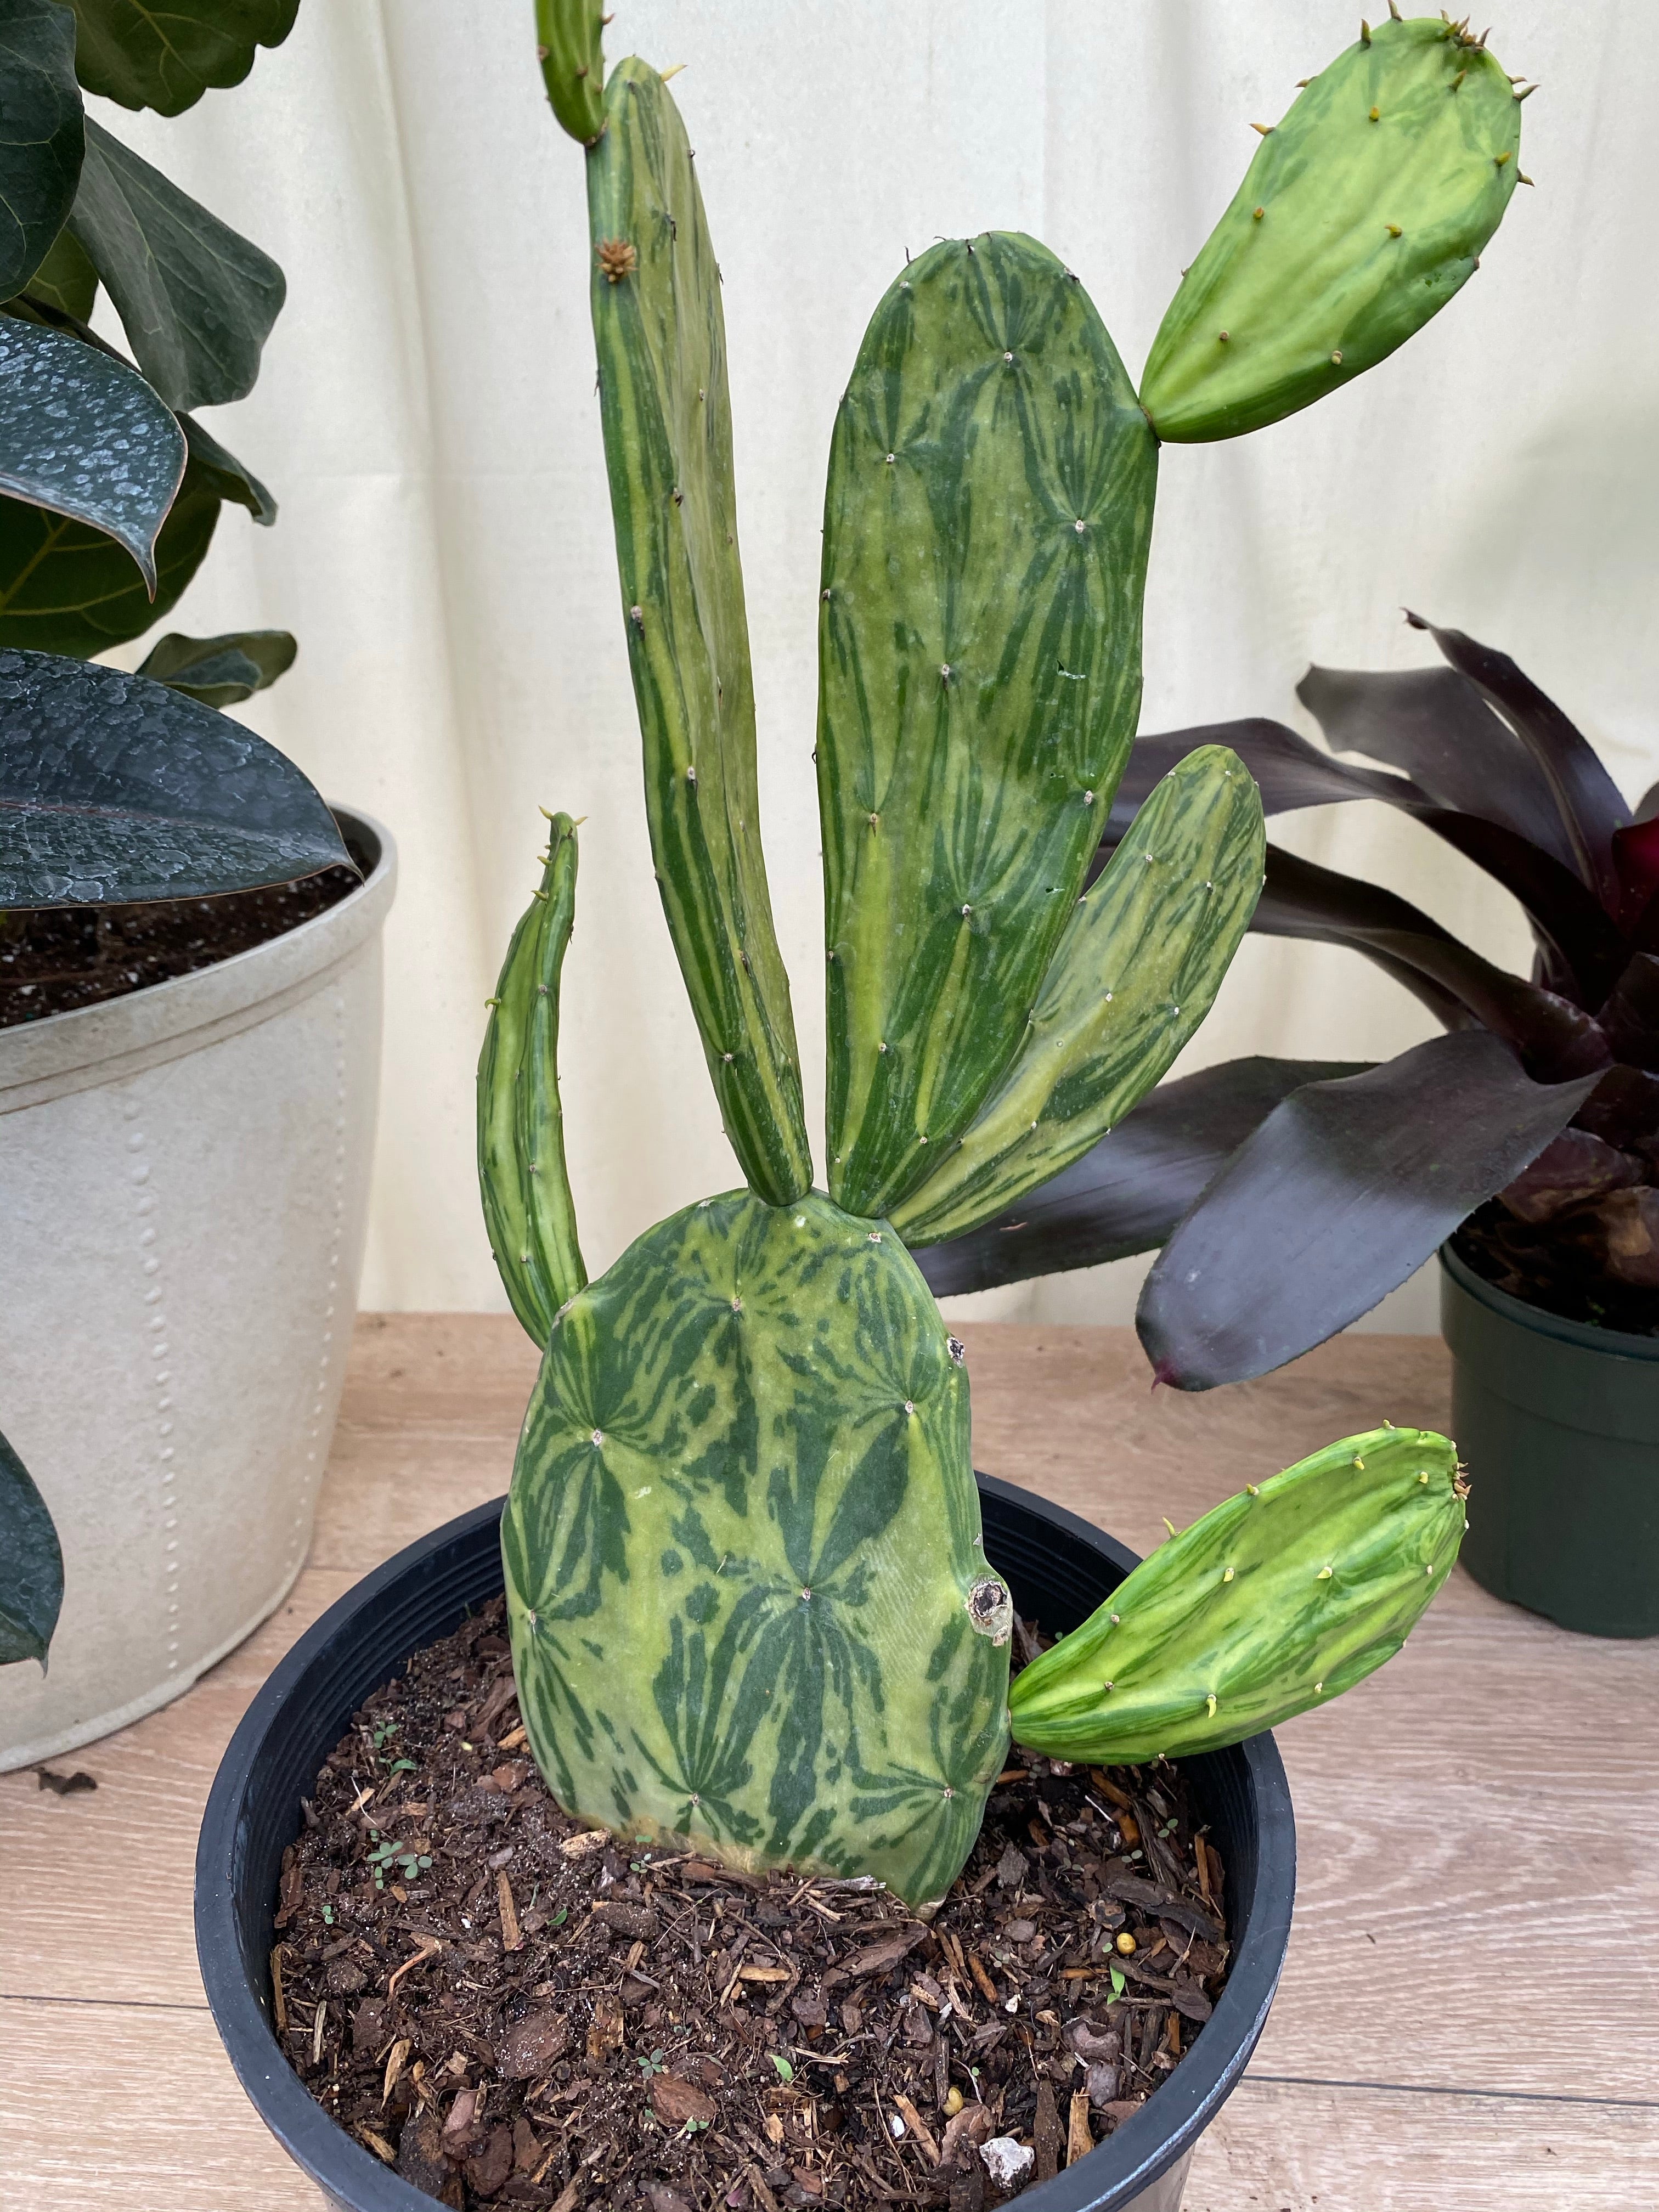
[274,1598,1232,2212]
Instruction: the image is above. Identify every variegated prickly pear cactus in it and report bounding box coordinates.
[817,232,1157,1221]
[584,58,812,1209]
[1008,1426,1468,1763]
[503,1189,1011,1910]
[891,744,1266,1246]
[477,812,586,1341]
[1139,13,1525,442]
[485,7,1512,1902]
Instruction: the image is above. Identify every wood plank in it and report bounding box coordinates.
[1186,2075,1659,2210]
[8,2008,1654,2212]
[0,1569,357,2007]
[2,1998,318,2209]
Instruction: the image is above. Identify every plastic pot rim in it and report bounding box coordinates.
[1438,1239,1659,1363]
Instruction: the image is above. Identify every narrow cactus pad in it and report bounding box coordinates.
[818,233,1158,1222]
[892,745,1264,1246]
[1008,1426,1466,1763]
[586,60,812,1205]
[1139,15,1522,442]
[478,814,587,1344]
[504,1189,1011,1908]
[535,0,606,144]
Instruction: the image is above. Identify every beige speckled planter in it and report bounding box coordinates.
[0,809,395,1771]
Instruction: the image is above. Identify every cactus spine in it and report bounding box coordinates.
[488,9,1519,1904]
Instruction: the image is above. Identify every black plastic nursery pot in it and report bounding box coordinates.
[197,1477,1295,2212]
[1441,1244,1659,1638]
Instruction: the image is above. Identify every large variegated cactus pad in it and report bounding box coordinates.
[503,1189,1011,1909]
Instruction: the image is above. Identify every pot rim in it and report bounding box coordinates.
[1439,1238,1659,1363]
[195,1479,1295,2212]
[0,802,397,1106]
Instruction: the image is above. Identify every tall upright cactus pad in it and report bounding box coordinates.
[586,60,812,1206]
[818,233,1158,1221]
[893,745,1265,1246]
[503,1189,1012,1908]
[1140,15,1523,443]
[478,815,587,1344]
[1008,1426,1466,1763]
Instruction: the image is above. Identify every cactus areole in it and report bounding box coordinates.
[484,12,1517,1908]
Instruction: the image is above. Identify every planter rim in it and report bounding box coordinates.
[0,802,396,1111]
[1439,1240,1659,1364]
[196,1479,1295,2212]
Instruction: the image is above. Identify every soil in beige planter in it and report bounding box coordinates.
[0,809,396,1771]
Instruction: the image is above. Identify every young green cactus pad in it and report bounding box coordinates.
[585,59,812,1206]
[819,233,1158,1222]
[1007,1426,1466,1764]
[536,0,606,145]
[503,1189,1011,1909]
[478,813,586,1343]
[891,744,1266,1246]
[1139,15,1523,443]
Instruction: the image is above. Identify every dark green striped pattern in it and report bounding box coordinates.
[478,815,587,1344]
[1140,16,1521,443]
[817,234,1158,1221]
[1010,1426,1465,1763]
[893,746,1265,1247]
[503,1188,1011,1909]
[586,60,811,1205]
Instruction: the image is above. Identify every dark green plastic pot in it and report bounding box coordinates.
[1440,1243,1659,1638]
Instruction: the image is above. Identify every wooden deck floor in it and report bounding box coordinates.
[4,1316,1656,2210]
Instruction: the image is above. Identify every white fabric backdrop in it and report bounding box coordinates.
[98,2,1659,1325]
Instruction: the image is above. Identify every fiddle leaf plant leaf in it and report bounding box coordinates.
[64,0,299,116]
[137,625,296,704]
[0,1424,64,1671]
[0,646,349,906]
[20,222,98,318]
[66,116,285,409]
[0,312,183,589]
[0,0,85,301]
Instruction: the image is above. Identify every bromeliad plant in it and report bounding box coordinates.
[475,8,1519,1909]
[922,622,1659,1378]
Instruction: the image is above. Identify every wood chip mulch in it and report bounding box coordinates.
[275,1597,1231,2212]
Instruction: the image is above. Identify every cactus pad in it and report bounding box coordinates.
[818,233,1158,1221]
[503,1188,1011,1908]
[1140,15,1522,442]
[586,60,812,1205]
[478,815,587,1344]
[535,0,606,145]
[1008,1425,1466,1763]
[893,744,1265,1246]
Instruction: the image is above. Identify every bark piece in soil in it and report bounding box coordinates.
[274,1595,1231,2211]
